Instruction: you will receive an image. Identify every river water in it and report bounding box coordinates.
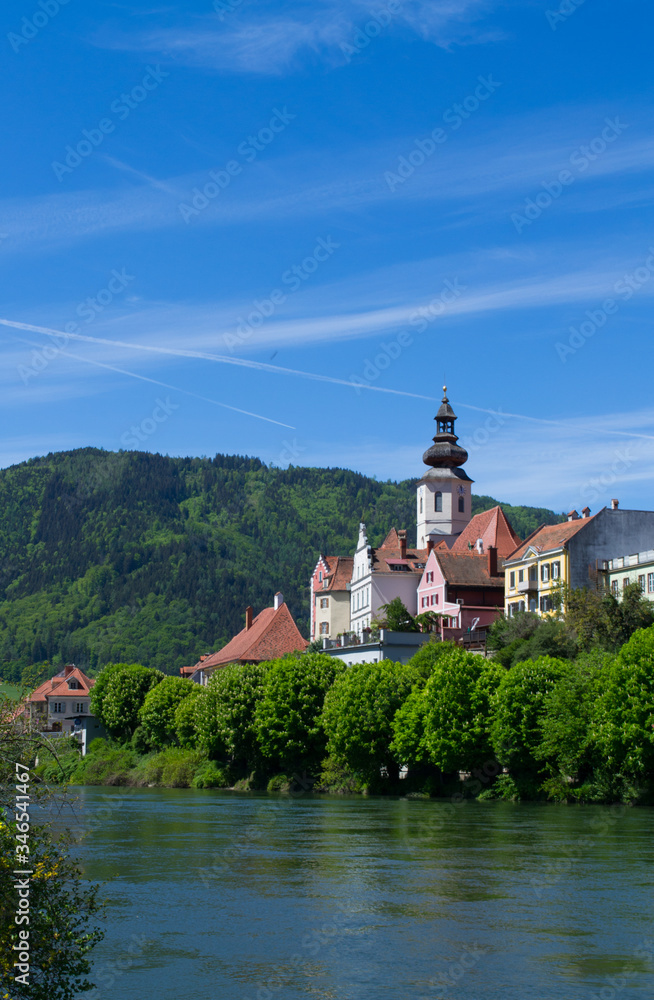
[68,787,654,999]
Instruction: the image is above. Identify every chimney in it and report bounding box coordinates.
[274,592,284,610]
[245,606,253,631]
[567,510,579,521]
[487,545,498,578]
[611,498,619,510]
[476,538,484,554]
[581,506,591,518]
[398,529,407,559]
[427,532,438,553]
[64,664,74,678]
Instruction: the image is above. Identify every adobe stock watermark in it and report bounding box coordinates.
[589,938,654,1000]
[348,277,466,393]
[460,408,507,455]
[8,0,72,54]
[120,397,179,449]
[546,0,590,31]
[222,236,340,351]
[213,0,248,20]
[52,66,169,181]
[576,446,636,509]
[17,268,135,385]
[511,116,628,233]
[179,107,296,223]
[384,75,501,192]
[555,248,654,363]
[340,0,403,62]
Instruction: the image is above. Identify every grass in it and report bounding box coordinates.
[0,681,22,701]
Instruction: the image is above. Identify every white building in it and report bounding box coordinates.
[417,387,473,549]
[602,548,654,601]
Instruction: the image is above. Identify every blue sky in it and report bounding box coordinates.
[1,0,653,513]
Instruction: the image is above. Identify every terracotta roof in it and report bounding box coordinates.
[28,667,95,704]
[505,515,594,563]
[199,601,308,670]
[452,506,521,559]
[179,665,198,677]
[434,551,504,587]
[320,556,354,593]
[369,528,428,574]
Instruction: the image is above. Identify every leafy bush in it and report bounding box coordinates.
[196,663,267,762]
[192,760,232,788]
[139,675,197,747]
[92,663,164,740]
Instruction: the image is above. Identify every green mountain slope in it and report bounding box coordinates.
[0,449,564,679]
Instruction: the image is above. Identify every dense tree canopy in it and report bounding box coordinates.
[139,676,197,747]
[195,662,267,762]
[91,663,163,740]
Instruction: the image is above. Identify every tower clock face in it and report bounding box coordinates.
[458,486,465,495]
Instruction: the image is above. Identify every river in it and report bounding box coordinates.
[68,787,654,999]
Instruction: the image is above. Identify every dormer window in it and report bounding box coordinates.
[67,679,79,689]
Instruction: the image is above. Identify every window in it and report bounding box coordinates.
[431,594,438,605]
[419,496,423,514]
[426,571,433,583]
[435,492,442,512]
[648,572,654,593]
[552,561,560,580]
[320,622,328,635]
[318,571,322,582]
[51,702,65,714]
[540,596,552,612]
[541,563,550,583]
[518,570,524,583]
[320,598,329,609]
[638,575,646,593]
[75,703,86,714]
[458,497,465,513]
[612,580,619,596]
[421,597,427,608]
[529,566,537,582]
[509,571,515,590]
[67,679,79,689]
[623,577,629,590]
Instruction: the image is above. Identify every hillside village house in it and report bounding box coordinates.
[182,592,308,684]
[503,500,654,616]
[13,664,104,754]
[310,555,353,642]
[601,548,654,600]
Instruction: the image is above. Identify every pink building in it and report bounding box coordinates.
[417,544,505,641]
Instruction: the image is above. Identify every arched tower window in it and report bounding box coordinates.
[458,496,465,513]
[419,496,423,514]
[435,492,442,512]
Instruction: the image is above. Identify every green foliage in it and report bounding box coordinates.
[406,638,463,678]
[71,744,138,786]
[174,685,206,747]
[192,760,232,788]
[196,662,268,762]
[318,755,365,794]
[322,660,419,781]
[491,656,572,778]
[373,597,419,632]
[593,627,654,780]
[488,612,576,668]
[566,582,654,651]
[255,653,345,773]
[0,448,557,678]
[138,675,196,747]
[92,663,163,740]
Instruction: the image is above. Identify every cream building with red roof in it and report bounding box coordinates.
[310,555,353,641]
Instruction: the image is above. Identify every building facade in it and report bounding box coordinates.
[602,548,654,601]
[310,555,353,640]
[349,525,427,638]
[417,544,505,640]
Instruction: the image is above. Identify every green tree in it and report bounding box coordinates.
[488,612,576,668]
[0,702,104,999]
[196,663,267,763]
[92,664,163,740]
[593,626,654,781]
[254,653,344,774]
[491,655,571,780]
[322,660,419,782]
[139,676,196,747]
[393,646,502,773]
[174,685,206,747]
[90,662,144,724]
[372,597,419,632]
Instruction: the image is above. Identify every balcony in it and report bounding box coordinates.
[517,579,537,594]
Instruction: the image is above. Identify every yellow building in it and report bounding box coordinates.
[503,511,594,615]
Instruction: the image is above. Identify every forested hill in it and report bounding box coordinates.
[0,449,563,680]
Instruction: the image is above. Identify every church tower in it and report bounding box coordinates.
[417,388,474,549]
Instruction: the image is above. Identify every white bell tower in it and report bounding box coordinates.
[417,388,473,549]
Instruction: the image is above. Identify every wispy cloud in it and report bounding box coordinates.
[94,0,503,75]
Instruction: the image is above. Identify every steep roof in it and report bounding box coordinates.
[372,528,428,574]
[28,667,95,704]
[199,602,308,669]
[320,556,353,593]
[505,515,595,563]
[452,506,521,559]
[433,550,504,588]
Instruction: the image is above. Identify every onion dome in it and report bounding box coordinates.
[422,387,469,469]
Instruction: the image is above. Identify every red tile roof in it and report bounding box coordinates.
[28,666,95,704]
[372,528,428,574]
[199,601,308,670]
[452,506,521,559]
[505,515,594,563]
[434,550,505,588]
[320,556,353,592]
